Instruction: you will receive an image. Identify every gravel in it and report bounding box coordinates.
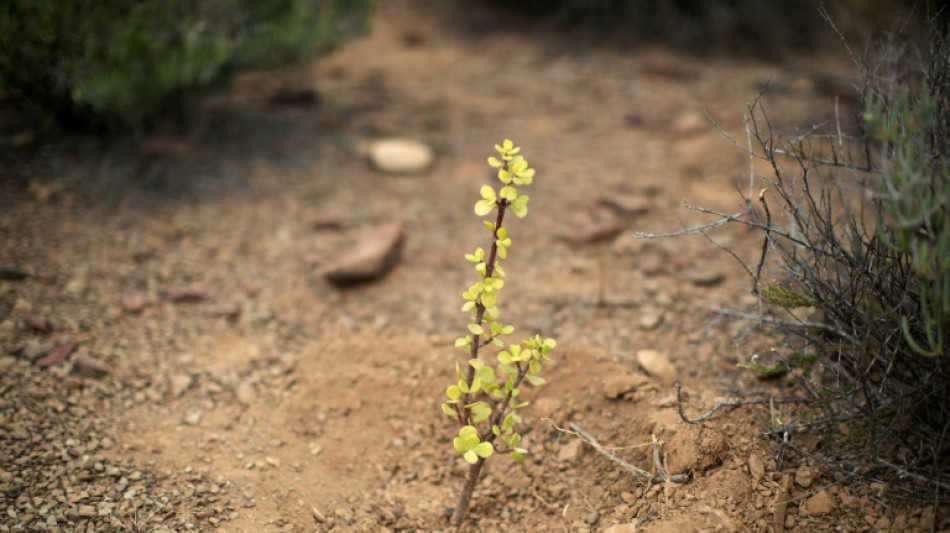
[0,355,232,532]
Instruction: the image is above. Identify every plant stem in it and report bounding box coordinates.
[461,199,509,411]
[450,460,484,528]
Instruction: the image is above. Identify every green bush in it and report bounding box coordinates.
[0,0,371,130]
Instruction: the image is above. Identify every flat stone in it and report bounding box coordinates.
[636,349,677,384]
[72,356,110,379]
[323,223,405,286]
[368,138,434,174]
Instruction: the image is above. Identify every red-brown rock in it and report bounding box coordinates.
[36,341,76,367]
[323,223,405,286]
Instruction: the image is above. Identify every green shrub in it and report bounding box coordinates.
[0,0,371,130]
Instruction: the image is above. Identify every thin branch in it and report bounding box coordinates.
[565,423,689,484]
[676,383,810,425]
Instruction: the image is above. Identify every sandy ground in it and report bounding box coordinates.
[2,1,947,532]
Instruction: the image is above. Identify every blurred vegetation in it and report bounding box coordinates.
[490,0,925,54]
[0,0,371,131]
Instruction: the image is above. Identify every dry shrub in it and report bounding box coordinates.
[651,6,950,502]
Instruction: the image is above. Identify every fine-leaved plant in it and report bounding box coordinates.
[443,139,556,528]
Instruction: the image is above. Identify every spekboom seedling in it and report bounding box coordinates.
[444,139,556,527]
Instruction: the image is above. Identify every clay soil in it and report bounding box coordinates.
[2,1,947,532]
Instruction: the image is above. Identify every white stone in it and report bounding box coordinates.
[368,138,434,174]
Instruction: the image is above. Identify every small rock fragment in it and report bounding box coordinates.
[669,110,707,136]
[312,507,327,523]
[204,303,241,320]
[636,349,677,384]
[686,266,725,287]
[795,464,817,488]
[323,223,405,286]
[184,410,202,426]
[603,524,637,533]
[368,138,434,174]
[800,491,834,516]
[650,395,677,408]
[602,373,650,399]
[22,341,56,362]
[170,374,193,397]
[637,309,663,331]
[168,287,207,303]
[567,219,626,245]
[21,314,52,333]
[122,294,147,314]
[557,439,584,463]
[36,341,77,368]
[235,380,257,405]
[72,355,110,379]
[599,193,650,215]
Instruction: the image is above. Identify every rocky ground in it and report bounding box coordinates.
[2,1,948,532]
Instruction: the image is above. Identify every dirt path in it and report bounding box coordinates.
[2,1,945,532]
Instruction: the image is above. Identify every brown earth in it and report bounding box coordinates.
[2,1,947,532]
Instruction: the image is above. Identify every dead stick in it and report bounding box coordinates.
[568,424,689,484]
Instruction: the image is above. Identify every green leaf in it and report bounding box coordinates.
[474,442,494,459]
[464,248,485,262]
[446,385,461,400]
[455,336,471,348]
[463,450,480,464]
[468,323,484,335]
[498,351,513,365]
[475,199,496,216]
[524,373,546,386]
[442,403,456,417]
[474,365,495,384]
[510,195,529,218]
[529,359,542,375]
[481,291,496,308]
[487,156,503,168]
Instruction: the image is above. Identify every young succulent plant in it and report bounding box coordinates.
[444,139,556,527]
